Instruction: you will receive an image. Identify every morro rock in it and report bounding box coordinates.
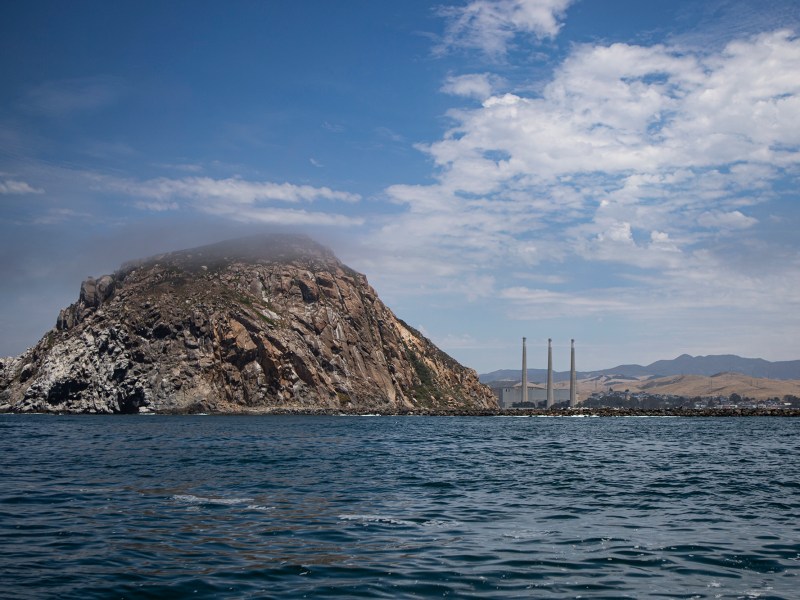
[0,234,497,414]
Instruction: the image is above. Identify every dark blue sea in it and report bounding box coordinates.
[1,415,799,599]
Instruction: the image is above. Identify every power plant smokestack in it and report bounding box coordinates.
[521,337,528,406]
[546,338,554,409]
[570,339,577,407]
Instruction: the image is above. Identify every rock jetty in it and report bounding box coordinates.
[0,234,497,414]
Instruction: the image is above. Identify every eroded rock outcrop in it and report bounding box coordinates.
[0,234,497,414]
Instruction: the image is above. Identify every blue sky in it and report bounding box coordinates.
[2,0,799,373]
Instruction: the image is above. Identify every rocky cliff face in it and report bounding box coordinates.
[0,235,496,414]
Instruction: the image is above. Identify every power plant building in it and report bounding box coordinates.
[500,384,570,408]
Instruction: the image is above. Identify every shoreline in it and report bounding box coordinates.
[216,407,800,417]
[4,407,799,417]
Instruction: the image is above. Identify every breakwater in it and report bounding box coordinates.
[162,406,800,417]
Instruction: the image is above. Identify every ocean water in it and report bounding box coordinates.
[1,415,798,599]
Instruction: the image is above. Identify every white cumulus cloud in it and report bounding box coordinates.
[354,28,800,347]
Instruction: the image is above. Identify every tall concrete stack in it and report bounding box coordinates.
[546,338,554,409]
[570,339,577,407]
[521,337,528,405]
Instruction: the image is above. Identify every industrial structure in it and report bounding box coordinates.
[499,338,579,409]
[570,339,577,407]
[547,338,554,408]
[521,337,528,405]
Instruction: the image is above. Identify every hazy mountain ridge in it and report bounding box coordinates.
[481,354,800,383]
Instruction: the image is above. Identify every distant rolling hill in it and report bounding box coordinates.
[480,354,800,383]
[576,372,800,401]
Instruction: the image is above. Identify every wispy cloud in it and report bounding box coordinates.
[21,76,126,116]
[441,73,501,99]
[107,176,361,204]
[498,248,800,338]
[696,210,758,230]
[322,121,345,133]
[437,0,576,57]
[374,126,405,143]
[0,179,44,195]
[201,206,363,227]
[104,175,363,227]
[156,162,205,173]
[31,208,96,225]
[670,0,800,52]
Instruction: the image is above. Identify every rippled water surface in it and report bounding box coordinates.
[1,415,799,598]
